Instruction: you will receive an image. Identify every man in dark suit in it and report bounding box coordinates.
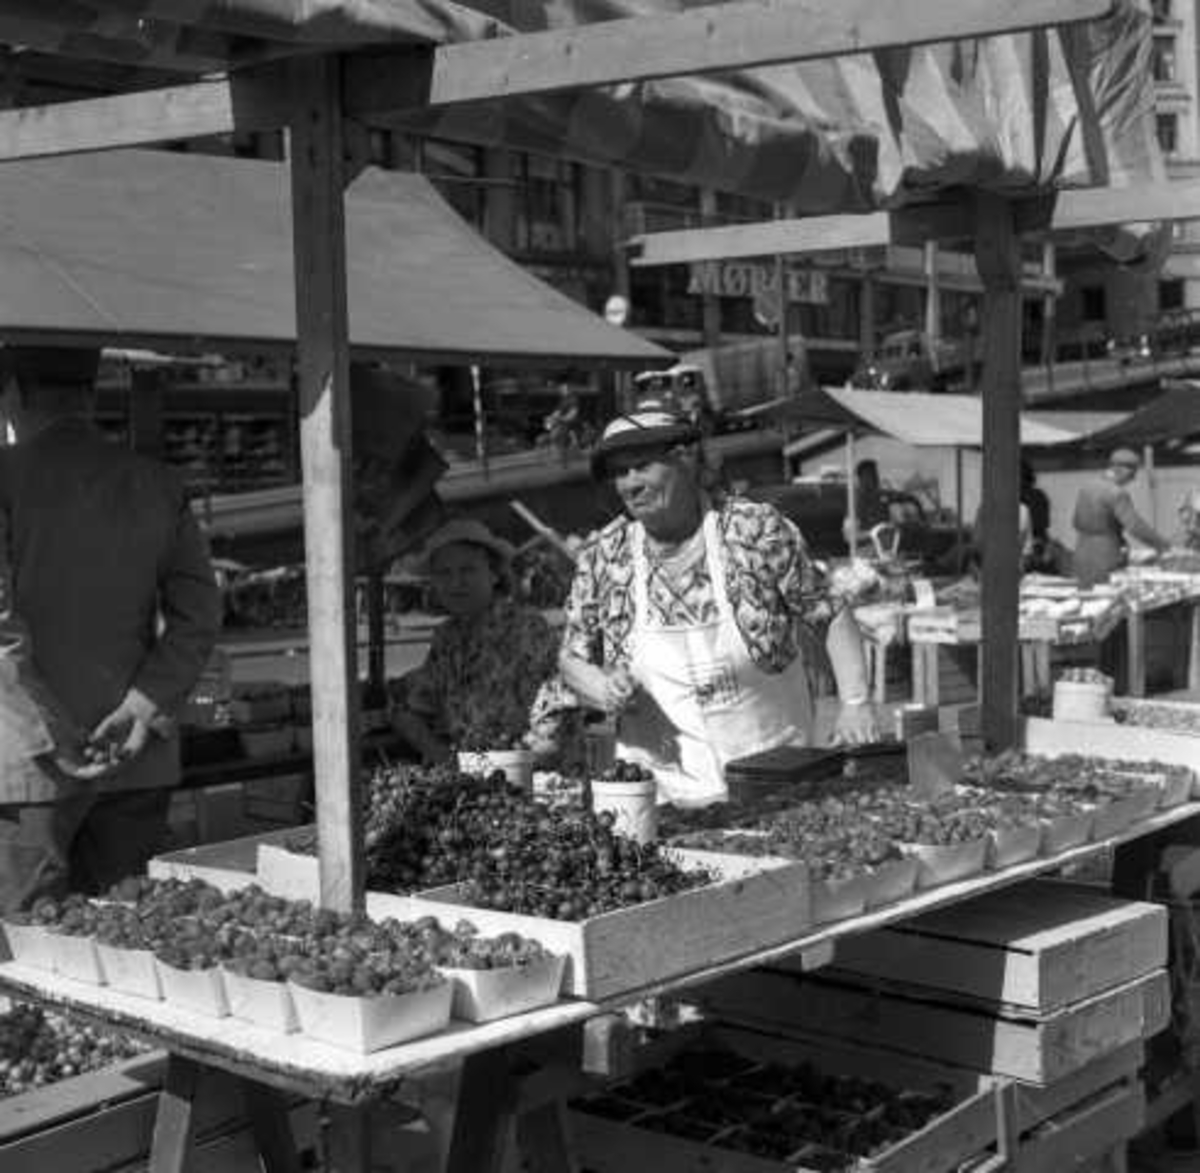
[0,345,221,912]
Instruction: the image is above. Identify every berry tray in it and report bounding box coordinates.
[1089,789,1160,841]
[287,977,452,1053]
[809,873,870,927]
[900,837,990,890]
[48,931,107,986]
[438,953,567,1023]
[398,849,812,1001]
[1,920,57,972]
[96,943,162,1001]
[861,857,920,910]
[222,965,299,1034]
[1039,809,1095,855]
[156,960,230,1018]
[988,822,1044,870]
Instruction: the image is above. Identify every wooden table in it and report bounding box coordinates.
[6,796,1200,1172]
[1124,593,1200,699]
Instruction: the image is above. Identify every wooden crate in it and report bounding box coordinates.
[828,881,1167,1013]
[411,859,810,1002]
[258,838,811,1001]
[698,966,1169,1085]
[569,1027,1144,1173]
[149,827,293,894]
[908,608,982,644]
[1019,716,1200,774]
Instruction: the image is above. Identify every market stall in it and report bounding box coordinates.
[2,1,1199,1171]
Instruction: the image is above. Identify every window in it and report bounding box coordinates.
[515,154,581,254]
[1151,0,1172,21]
[419,139,485,227]
[1153,37,1177,82]
[1081,286,1107,322]
[1160,279,1185,312]
[1156,113,1179,155]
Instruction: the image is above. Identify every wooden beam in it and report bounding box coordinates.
[632,214,892,266]
[0,67,292,160]
[632,180,1200,266]
[289,56,365,915]
[0,0,1109,159]
[975,192,1024,751]
[346,0,1109,111]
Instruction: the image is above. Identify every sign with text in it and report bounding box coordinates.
[687,261,829,305]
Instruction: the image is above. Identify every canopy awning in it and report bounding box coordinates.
[1070,381,1200,450]
[795,387,1110,449]
[0,2,1160,216]
[0,148,669,367]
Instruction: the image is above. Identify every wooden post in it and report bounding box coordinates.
[860,270,877,359]
[1041,241,1057,397]
[845,432,858,555]
[954,447,966,573]
[974,193,1024,750]
[923,240,941,350]
[366,570,387,703]
[129,366,163,459]
[289,54,364,915]
[700,189,722,350]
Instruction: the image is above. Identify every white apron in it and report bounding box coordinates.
[617,512,814,805]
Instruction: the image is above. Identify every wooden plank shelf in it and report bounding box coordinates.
[698,966,1169,1084]
[830,881,1168,1013]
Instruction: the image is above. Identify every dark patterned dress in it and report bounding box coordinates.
[404,598,559,750]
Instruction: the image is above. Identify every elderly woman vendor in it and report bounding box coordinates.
[391,519,559,763]
[560,410,878,804]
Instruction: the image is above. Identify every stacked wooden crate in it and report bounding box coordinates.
[683,881,1168,1171]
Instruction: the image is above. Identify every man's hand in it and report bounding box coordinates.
[51,746,117,781]
[831,700,879,746]
[89,687,161,763]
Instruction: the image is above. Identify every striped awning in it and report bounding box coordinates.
[0,1,1162,214]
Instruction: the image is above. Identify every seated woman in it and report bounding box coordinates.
[391,519,560,764]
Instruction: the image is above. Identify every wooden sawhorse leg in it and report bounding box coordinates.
[1126,611,1146,698]
[1189,603,1200,693]
[445,1047,517,1173]
[243,1079,304,1173]
[149,1056,305,1173]
[516,1099,578,1173]
[444,1047,577,1173]
[149,1055,200,1173]
[911,645,940,708]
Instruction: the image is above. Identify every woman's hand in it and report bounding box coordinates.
[831,700,879,746]
[560,654,638,716]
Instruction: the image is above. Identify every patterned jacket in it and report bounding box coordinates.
[562,497,836,685]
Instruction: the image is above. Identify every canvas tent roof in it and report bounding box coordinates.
[0,148,669,366]
[0,2,1161,216]
[1068,381,1200,450]
[799,387,1107,448]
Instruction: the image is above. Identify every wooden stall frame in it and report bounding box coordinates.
[0,0,1185,1169]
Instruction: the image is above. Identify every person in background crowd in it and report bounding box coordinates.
[560,408,877,806]
[1020,461,1055,572]
[1177,488,1200,552]
[855,459,891,531]
[390,518,562,763]
[0,345,222,914]
[1071,448,1170,587]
